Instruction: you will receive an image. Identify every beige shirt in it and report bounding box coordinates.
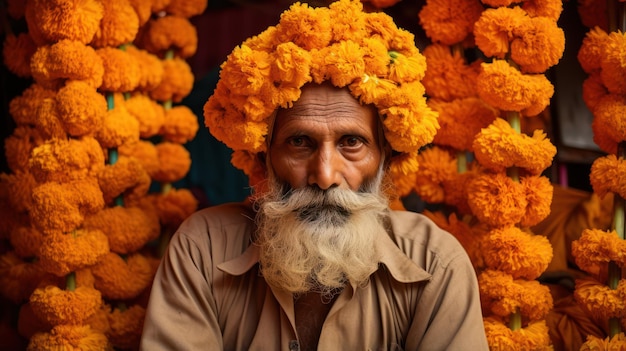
[140,202,489,351]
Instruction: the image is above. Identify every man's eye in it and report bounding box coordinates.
[288,137,306,147]
[342,136,363,148]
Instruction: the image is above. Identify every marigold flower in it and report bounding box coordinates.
[574,277,626,320]
[126,0,151,26]
[589,154,626,199]
[30,39,104,90]
[312,41,366,87]
[29,137,105,184]
[510,17,565,74]
[388,51,427,83]
[522,0,563,21]
[24,0,103,45]
[4,127,46,173]
[118,140,160,178]
[473,118,556,174]
[422,44,481,101]
[96,156,150,205]
[2,33,36,78]
[151,142,192,183]
[519,175,553,227]
[28,324,111,351]
[30,179,104,234]
[577,26,608,74]
[97,47,141,93]
[479,269,553,321]
[123,94,165,138]
[125,45,164,92]
[0,252,50,304]
[592,94,626,146]
[482,226,553,280]
[10,225,44,259]
[107,305,145,350]
[161,106,199,144]
[387,152,419,198]
[426,211,486,269]
[582,72,608,114]
[273,3,331,51]
[349,75,396,106]
[418,0,484,45]
[429,97,498,151]
[413,146,456,203]
[443,170,479,215]
[2,171,37,213]
[467,172,528,227]
[577,0,608,31]
[580,334,626,351]
[600,31,626,95]
[83,206,160,254]
[474,7,528,59]
[55,81,108,137]
[484,317,552,351]
[165,0,207,18]
[151,188,198,228]
[91,0,139,48]
[328,0,368,43]
[30,285,102,326]
[149,57,194,103]
[139,15,197,58]
[476,60,554,116]
[572,228,626,275]
[231,150,266,188]
[95,104,140,149]
[591,115,618,155]
[91,252,155,300]
[18,301,53,339]
[38,229,110,276]
[9,84,57,126]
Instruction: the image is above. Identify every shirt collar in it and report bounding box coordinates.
[217,217,431,284]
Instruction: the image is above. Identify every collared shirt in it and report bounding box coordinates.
[140,202,489,351]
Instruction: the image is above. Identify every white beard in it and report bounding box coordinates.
[255,170,389,296]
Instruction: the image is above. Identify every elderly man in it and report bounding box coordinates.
[140,1,488,350]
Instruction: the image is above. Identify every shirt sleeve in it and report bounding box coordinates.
[140,229,223,350]
[408,250,489,350]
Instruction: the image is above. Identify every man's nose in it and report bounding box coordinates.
[308,146,343,190]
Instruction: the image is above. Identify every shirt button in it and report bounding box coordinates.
[289,340,300,351]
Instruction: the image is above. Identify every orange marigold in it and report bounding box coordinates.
[600,31,626,95]
[118,140,160,178]
[55,81,108,137]
[2,33,37,78]
[10,225,44,258]
[149,57,195,103]
[484,317,552,351]
[8,83,56,126]
[519,175,553,227]
[91,0,139,48]
[91,252,155,300]
[418,0,484,45]
[574,277,626,320]
[467,172,528,228]
[139,15,198,58]
[422,43,481,101]
[443,170,479,216]
[413,146,456,203]
[577,0,608,31]
[0,252,49,303]
[572,228,626,275]
[577,26,608,74]
[151,188,199,228]
[107,305,146,350]
[95,104,140,149]
[152,142,192,183]
[522,0,563,21]
[38,229,110,276]
[2,171,37,213]
[582,72,608,114]
[474,7,528,59]
[96,156,150,205]
[510,16,565,74]
[165,0,207,18]
[30,285,102,326]
[28,324,111,351]
[124,94,165,138]
[97,47,141,93]
[125,45,164,92]
[161,105,199,144]
[592,94,626,146]
[24,0,103,44]
[580,334,626,351]
[590,154,626,199]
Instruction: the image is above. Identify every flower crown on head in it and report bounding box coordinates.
[203,0,439,195]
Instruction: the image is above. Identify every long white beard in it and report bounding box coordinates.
[255,172,389,296]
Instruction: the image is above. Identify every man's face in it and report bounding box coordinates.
[269,83,383,192]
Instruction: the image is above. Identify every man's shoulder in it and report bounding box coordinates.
[177,201,256,242]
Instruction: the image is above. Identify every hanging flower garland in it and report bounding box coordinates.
[0,0,205,349]
[573,2,626,346]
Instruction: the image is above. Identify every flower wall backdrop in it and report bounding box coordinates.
[0,0,205,349]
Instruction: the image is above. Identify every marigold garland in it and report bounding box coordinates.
[161,106,200,143]
[151,142,192,183]
[421,43,482,101]
[29,285,102,326]
[124,94,166,138]
[418,0,483,46]
[138,16,198,59]
[28,324,112,351]
[55,81,108,137]
[574,277,626,320]
[483,317,552,351]
[572,228,626,275]
[38,230,110,277]
[97,47,141,93]
[90,0,139,48]
[29,137,105,184]
[91,252,155,301]
[2,33,37,78]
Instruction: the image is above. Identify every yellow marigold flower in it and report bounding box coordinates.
[422,43,481,101]
[389,51,427,83]
[275,3,332,51]
[474,7,528,59]
[91,0,139,48]
[139,15,198,58]
[149,57,194,103]
[150,188,199,229]
[84,206,160,254]
[165,0,207,18]
[0,252,50,304]
[510,17,565,74]
[161,105,199,144]
[97,47,141,93]
[151,142,192,183]
[429,97,498,151]
[600,31,626,95]
[418,0,484,45]
[311,40,366,87]
[118,140,160,178]
[56,81,107,137]
[476,60,554,116]
[580,334,626,351]
[29,137,105,184]
[96,156,150,205]
[125,45,164,92]
[4,126,46,173]
[473,118,556,174]
[38,229,109,276]
[572,228,626,275]
[443,170,479,216]
[482,226,553,280]
[126,0,151,26]
[413,146,456,203]
[592,94,626,146]
[582,72,608,114]
[10,225,44,258]
[30,39,104,90]
[519,175,553,227]
[270,42,313,91]
[591,114,618,155]
[30,285,102,326]
[9,83,56,126]
[349,75,396,106]
[2,171,37,213]
[328,0,368,43]
[2,33,36,78]
[577,0,608,31]
[95,104,140,149]
[479,269,553,321]
[359,38,391,78]
[24,0,103,45]
[124,94,165,138]
[590,154,626,199]
[28,324,111,351]
[231,150,266,189]
[484,317,551,351]
[107,305,145,350]
[574,277,626,320]
[467,173,528,228]
[30,179,104,234]
[522,0,563,21]
[426,211,486,269]
[388,152,420,198]
[577,27,609,74]
[92,252,155,300]
[19,301,53,339]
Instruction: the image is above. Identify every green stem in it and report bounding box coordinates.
[163,100,173,111]
[106,92,115,110]
[506,111,521,134]
[509,308,522,331]
[161,182,172,195]
[165,48,174,60]
[66,272,76,291]
[457,151,467,174]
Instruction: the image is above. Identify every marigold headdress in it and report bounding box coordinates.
[203,0,439,194]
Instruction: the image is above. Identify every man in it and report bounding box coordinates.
[140,1,489,350]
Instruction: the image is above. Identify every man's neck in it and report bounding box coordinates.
[293,291,341,351]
